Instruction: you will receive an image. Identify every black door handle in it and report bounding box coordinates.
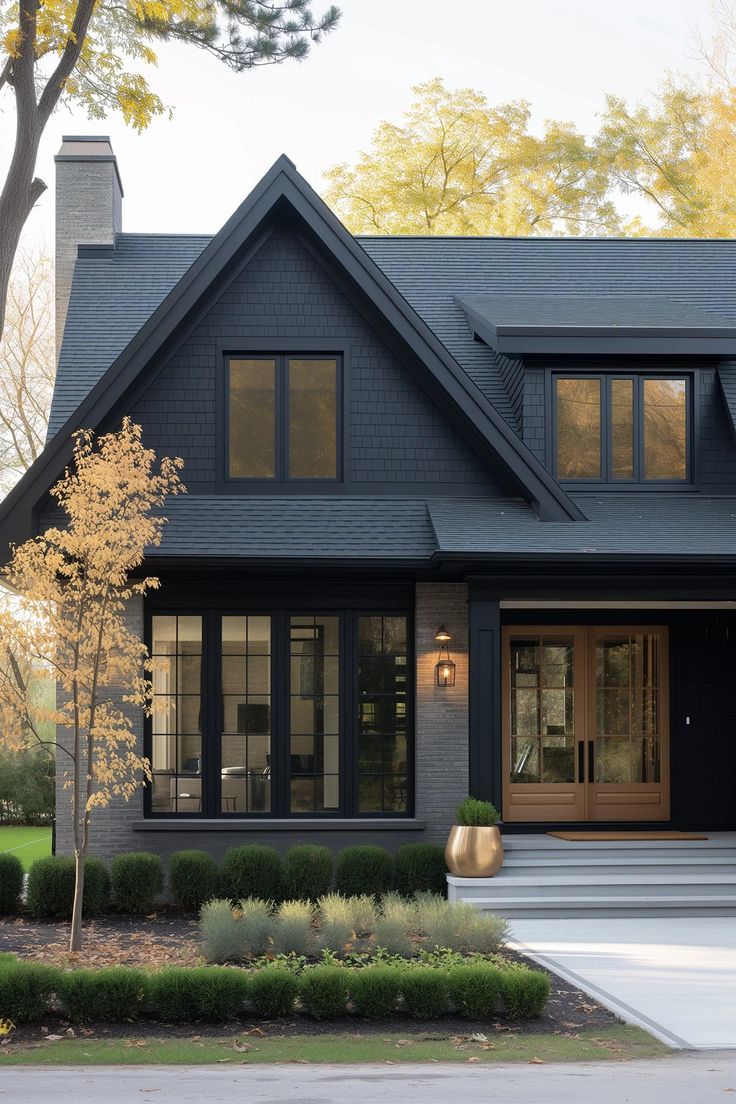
[588,741,595,782]
[578,741,585,782]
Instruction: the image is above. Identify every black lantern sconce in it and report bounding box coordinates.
[435,625,456,687]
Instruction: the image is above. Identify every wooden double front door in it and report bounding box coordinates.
[502,626,669,823]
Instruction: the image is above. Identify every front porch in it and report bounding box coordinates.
[448,832,736,918]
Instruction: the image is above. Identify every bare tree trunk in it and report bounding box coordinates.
[70,847,86,952]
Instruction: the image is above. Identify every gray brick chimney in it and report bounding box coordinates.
[54,136,123,360]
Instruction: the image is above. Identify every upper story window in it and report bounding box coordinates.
[228,355,339,481]
[554,374,690,484]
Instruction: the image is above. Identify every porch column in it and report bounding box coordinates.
[415,583,469,843]
[468,592,502,809]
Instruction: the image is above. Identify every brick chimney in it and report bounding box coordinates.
[54,136,123,361]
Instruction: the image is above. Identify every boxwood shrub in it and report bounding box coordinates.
[399,967,449,1019]
[447,964,503,1019]
[392,843,447,897]
[0,853,24,914]
[282,844,333,901]
[147,967,200,1022]
[168,850,220,912]
[248,966,298,1018]
[59,967,147,1022]
[0,960,60,1022]
[221,845,283,903]
[110,852,164,914]
[334,846,393,899]
[299,965,349,1019]
[500,965,551,1020]
[26,855,110,920]
[349,966,401,1019]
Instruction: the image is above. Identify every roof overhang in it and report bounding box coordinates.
[458,295,736,357]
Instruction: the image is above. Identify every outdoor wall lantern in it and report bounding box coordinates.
[435,625,456,687]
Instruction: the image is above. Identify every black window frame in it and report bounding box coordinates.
[143,606,414,820]
[550,371,694,487]
[225,353,343,485]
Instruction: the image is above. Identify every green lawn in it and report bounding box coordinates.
[0,826,51,871]
[0,1026,669,1066]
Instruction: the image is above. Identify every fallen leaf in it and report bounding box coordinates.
[44,1035,63,1042]
[467,1056,480,1063]
[529,1057,545,1065]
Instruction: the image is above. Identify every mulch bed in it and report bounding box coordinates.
[0,912,621,1044]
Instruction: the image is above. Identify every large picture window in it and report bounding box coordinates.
[228,355,339,481]
[147,609,411,818]
[554,374,689,484]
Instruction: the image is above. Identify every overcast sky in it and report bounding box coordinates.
[0,0,719,249]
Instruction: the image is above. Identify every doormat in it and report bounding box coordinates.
[548,831,708,841]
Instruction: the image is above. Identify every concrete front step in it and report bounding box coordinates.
[502,862,736,877]
[475,898,736,919]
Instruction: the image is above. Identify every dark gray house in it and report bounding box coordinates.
[2,135,736,864]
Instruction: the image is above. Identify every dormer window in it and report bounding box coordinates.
[553,374,689,484]
[227,355,340,481]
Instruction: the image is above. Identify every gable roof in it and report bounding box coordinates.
[0,155,581,556]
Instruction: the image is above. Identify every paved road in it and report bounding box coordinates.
[511,917,736,1049]
[3,1054,736,1104]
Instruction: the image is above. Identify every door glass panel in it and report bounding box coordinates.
[221,616,272,813]
[289,615,340,812]
[594,632,661,784]
[555,378,601,478]
[509,635,575,784]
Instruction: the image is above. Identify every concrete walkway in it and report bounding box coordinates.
[2,1054,735,1104]
[511,916,736,1049]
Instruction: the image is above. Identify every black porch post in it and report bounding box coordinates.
[468,592,502,809]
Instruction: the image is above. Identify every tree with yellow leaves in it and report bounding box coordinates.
[0,418,184,951]
[0,1,341,346]
[324,79,619,237]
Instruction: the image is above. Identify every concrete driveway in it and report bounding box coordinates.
[511,917,736,1049]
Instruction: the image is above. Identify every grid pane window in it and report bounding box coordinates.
[357,615,409,812]
[289,615,341,813]
[150,615,203,813]
[221,616,272,813]
[554,374,689,483]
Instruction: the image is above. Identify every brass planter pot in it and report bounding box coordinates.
[445,824,504,878]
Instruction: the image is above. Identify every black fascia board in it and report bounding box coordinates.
[0,155,582,558]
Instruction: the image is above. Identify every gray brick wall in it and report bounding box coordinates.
[127,231,503,492]
[414,582,469,844]
[55,597,145,860]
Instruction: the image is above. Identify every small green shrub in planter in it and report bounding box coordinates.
[455,797,500,826]
[349,966,401,1019]
[59,967,147,1022]
[26,855,110,920]
[0,960,59,1022]
[500,965,551,1020]
[299,965,349,1019]
[188,966,250,1022]
[334,846,393,899]
[393,844,447,897]
[0,853,24,914]
[282,844,333,901]
[248,966,298,1018]
[400,968,449,1019]
[110,852,164,914]
[447,964,503,1019]
[169,850,220,911]
[221,845,283,903]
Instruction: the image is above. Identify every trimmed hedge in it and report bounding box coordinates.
[0,960,60,1022]
[334,846,393,898]
[110,852,164,914]
[221,845,283,903]
[147,966,249,1022]
[282,844,333,901]
[392,844,447,897]
[248,966,298,1018]
[59,967,147,1022]
[299,965,349,1019]
[349,966,401,1019]
[169,850,220,912]
[500,965,551,1020]
[399,967,449,1019]
[26,855,110,920]
[0,853,24,914]
[447,964,503,1019]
